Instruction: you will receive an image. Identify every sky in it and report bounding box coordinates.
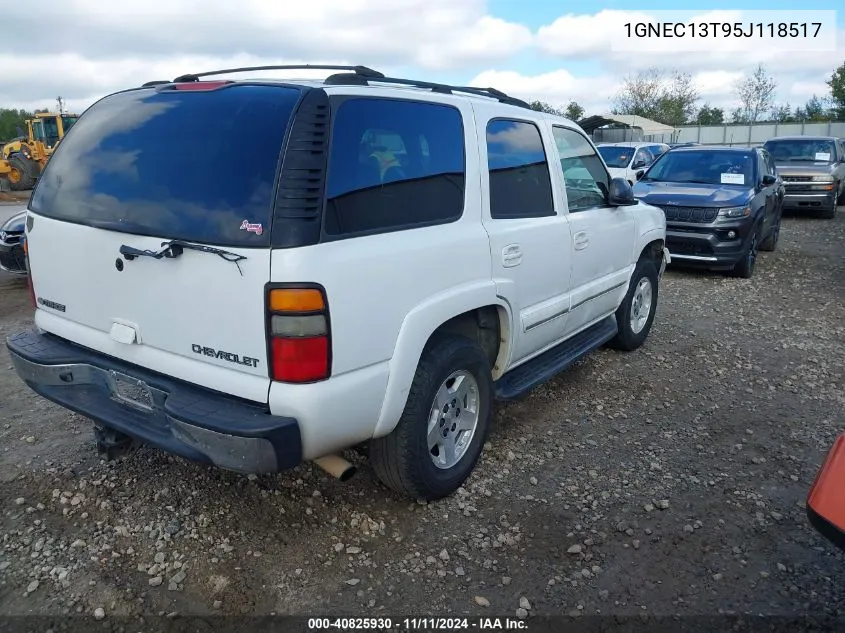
[3,1,844,119]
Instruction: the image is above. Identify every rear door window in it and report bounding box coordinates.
[323,97,465,237]
[30,84,302,247]
[486,119,555,219]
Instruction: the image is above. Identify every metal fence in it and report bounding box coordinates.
[637,121,845,146]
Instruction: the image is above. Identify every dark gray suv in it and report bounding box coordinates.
[762,136,845,219]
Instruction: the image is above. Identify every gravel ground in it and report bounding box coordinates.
[0,207,843,628]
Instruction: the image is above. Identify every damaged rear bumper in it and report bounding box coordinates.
[6,328,302,474]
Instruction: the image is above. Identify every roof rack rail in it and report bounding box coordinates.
[141,80,171,87]
[323,74,529,109]
[172,64,384,83]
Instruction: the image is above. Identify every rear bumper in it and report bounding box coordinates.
[0,240,26,275]
[6,329,302,474]
[782,191,836,211]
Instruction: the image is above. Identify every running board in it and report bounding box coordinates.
[494,316,618,401]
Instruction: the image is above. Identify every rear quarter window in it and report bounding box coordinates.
[323,97,466,237]
[30,85,302,247]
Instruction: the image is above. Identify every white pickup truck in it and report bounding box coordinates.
[7,65,669,500]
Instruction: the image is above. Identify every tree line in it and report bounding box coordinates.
[528,60,845,127]
[0,108,35,142]
[0,106,56,142]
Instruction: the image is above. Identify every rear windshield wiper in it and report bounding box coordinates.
[119,239,248,275]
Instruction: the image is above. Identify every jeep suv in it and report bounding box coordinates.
[6,65,669,500]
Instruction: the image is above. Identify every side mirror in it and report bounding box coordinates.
[635,170,645,180]
[631,160,647,169]
[761,174,777,186]
[608,177,636,206]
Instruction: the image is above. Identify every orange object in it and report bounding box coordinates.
[807,433,845,551]
[268,288,325,313]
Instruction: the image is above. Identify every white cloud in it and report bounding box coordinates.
[536,10,661,58]
[0,0,531,109]
[0,52,371,114]
[469,69,619,115]
[1,3,841,122]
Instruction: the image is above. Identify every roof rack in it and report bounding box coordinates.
[171,64,384,83]
[162,64,527,108]
[323,73,529,108]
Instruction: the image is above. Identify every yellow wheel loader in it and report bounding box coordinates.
[1,110,78,191]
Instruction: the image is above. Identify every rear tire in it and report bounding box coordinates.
[369,335,493,500]
[608,257,659,352]
[759,214,781,252]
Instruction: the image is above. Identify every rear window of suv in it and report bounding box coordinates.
[29,84,302,247]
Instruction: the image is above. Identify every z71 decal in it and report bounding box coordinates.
[191,344,260,368]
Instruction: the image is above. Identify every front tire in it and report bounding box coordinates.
[732,227,758,278]
[608,257,659,351]
[369,335,493,500]
[819,203,836,220]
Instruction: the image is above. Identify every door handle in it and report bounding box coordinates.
[573,231,589,250]
[502,244,523,267]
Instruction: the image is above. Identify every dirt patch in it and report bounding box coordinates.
[0,211,843,624]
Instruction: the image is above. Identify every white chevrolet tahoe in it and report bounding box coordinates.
[7,65,669,500]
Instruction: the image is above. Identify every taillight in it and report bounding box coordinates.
[23,237,35,309]
[266,286,331,383]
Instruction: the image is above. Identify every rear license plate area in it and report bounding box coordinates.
[109,371,154,412]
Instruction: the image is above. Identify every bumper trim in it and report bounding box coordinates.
[668,253,719,262]
[6,329,302,474]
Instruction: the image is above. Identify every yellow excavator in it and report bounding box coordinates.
[0,99,78,191]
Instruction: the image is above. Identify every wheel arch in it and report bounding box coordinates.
[372,288,513,438]
[638,237,665,271]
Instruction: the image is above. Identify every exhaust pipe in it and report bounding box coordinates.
[314,454,357,481]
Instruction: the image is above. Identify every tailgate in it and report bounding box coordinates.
[24,82,304,403]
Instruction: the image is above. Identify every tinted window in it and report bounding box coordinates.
[324,98,465,236]
[642,150,755,187]
[756,153,768,181]
[763,139,837,163]
[31,85,301,247]
[760,150,776,176]
[552,127,609,212]
[598,145,635,168]
[486,119,554,219]
[61,115,78,133]
[633,148,653,167]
